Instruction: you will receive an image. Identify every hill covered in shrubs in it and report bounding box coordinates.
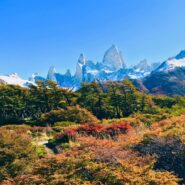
[1,80,185,184]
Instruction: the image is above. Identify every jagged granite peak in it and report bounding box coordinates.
[3,47,185,95]
[102,45,126,71]
[65,69,71,77]
[133,59,151,72]
[47,66,57,82]
[78,53,87,65]
[75,53,87,82]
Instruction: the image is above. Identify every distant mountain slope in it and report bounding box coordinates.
[0,73,35,87]
[143,50,185,95]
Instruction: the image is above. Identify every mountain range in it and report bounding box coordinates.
[1,45,185,96]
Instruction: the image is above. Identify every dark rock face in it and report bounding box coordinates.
[143,68,185,96]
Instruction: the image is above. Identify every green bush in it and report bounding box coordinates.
[52,122,78,132]
[133,113,170,127]
[36,145,46,158]
[0,128,38,182]
[169,104,185,116]
[54,121,76,127]
[41,106,99,124]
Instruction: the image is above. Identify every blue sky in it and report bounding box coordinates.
[0,0,185,78]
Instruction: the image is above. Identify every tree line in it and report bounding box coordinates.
[0,79,182,124]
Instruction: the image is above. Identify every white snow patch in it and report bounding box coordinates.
[157,58,185,72]
[0,73,35,87]
[86,70,99,75]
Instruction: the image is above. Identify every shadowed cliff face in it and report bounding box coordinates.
[143,68,185,96]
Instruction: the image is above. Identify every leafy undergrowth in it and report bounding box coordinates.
[134,114,185,184]
[150,114,185,139]
[3,115,185,184]
[55,123,131,141]
[2,134,180,185]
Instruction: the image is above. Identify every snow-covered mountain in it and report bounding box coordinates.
[0,45,160,90]
[3,46,185,95]
[0,45,156,89]
[155,50,185,72]
[127,60,151,79]
[37,48,185,95]
[143,50,185,95]
[133,59,151,72]
[0,73,35,87]
[38,45,156,89]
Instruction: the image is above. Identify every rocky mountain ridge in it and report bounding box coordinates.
[1,46,185,96]
[31,45,157,90]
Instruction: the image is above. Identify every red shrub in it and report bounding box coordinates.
[106,123,131,138]
[54,123,131,143]
[76,123,105,136]
[64,128,76,137]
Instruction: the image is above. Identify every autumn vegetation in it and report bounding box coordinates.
[1,79,185,184]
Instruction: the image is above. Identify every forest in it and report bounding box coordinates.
[1,79,185,184]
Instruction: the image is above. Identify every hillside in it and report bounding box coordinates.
[0,80,185,184]
[143,50,185,96]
